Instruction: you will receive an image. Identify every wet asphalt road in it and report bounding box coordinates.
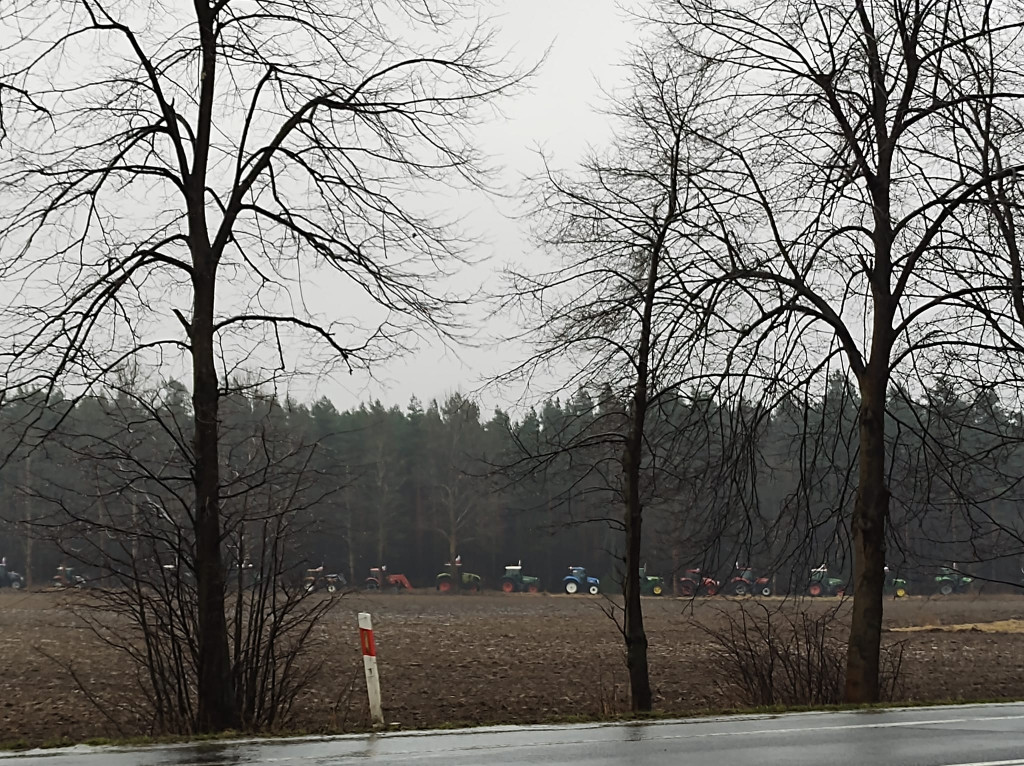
[3,703,1024,765]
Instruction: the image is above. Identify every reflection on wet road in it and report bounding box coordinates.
[3,703,1024,766]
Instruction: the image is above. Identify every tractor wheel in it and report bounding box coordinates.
[564,580,579,594]
[527,583,540,594]
[679,581,696,597]
[437,578,453,593]
[326,583,338,594]
[732,581,749,597]
[808,583,823,597]
[588,584,600,595]
[365,580,379,590]
[759,585,772,597]
[939,582,954,596]
[10,579,22,590]
[706,585,718,597]
[895,587,907,598]
[501,579,515,593]
[652,583,664,596]
[470,583,481,593]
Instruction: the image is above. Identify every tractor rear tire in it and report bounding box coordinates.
[501,579,515,593]
[588,584,600,595]
[365,580,379,590]
[10,580,22,590]
[939,582,954,596]
[759,585,772,597]
[652,583,663,596]
[564,580,579,594]
[732,582,749,596]
[895,587,907,598]
[437,579,453,593]
[680,581,696,597]
[808,583,823,597]
[326,583,338,593]
[527,584,540,593]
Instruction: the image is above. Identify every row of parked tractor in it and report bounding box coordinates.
[0,556,976,598]
[302,561,979,598]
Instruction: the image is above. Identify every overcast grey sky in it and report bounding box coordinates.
[308,1,639,413]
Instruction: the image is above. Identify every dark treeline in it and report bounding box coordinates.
[2,375,1024,592]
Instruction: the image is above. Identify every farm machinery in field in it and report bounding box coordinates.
[303,566,347,593]
[639,566,666,596]
[678,568,719,597]
[0,559,24,589]
[884,567,908,598]
[52,566,86,589]
[807,565,846,597]
[436,558,482,592]
[931,565,973,596]
[726,566,773,597]
[365,566,413,592]
[563,566,600,595]
[499,563,541,593]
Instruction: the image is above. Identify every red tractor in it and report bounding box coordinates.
[678,568,719,596]
[727,566,773,597]
[365,566,413,592]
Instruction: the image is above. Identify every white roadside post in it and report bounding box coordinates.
[358,612,385,728]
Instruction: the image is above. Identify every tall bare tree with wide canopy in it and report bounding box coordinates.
[0,0,520,732]
[653,0,1024,701]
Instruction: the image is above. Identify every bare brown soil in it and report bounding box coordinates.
[1,589,1023,745]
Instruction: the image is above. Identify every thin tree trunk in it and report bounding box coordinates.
[23,455,32,589]
[622,419,651,711]
[844,366,889,702]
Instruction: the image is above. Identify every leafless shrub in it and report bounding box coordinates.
[698,603,904,707]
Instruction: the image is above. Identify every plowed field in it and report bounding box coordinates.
[1,590,1022,745]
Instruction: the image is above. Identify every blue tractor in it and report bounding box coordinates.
[563,566,600,595]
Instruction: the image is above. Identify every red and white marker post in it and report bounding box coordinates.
[358,612,385,727]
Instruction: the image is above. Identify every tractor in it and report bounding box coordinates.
[499,563,541,593]
[933,565,972,596]
[639,566,666,596]
[52,566,86,589]
[303,566,347,593]
[0,560,24,590]
[884,567,908,598]
[678,568,719,597]
[727,566,773,597]
[563,566,600,595]
[436,559,482,592]
[365,566,413,592]
[807,565,846,597]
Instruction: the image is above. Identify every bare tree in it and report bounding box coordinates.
[653,0,1024,701]
[0,0,521,731]
[503,51,728,711]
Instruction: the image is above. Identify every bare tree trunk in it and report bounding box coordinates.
[622,419,651,712]
[845,366,889,703]
[22,454,32,589]
[192,271,237,731]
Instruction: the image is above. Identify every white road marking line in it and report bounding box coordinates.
[939,761,1024,766]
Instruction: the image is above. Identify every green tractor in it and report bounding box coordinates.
[807,565,846,597]
[933,565,972,596]
[499,562,541,593]
[436,557,482,593]
[639,566,666,596]
[884,567,908,598]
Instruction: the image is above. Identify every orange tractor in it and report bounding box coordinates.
[678,568,719,596]
[365,566,413,592]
